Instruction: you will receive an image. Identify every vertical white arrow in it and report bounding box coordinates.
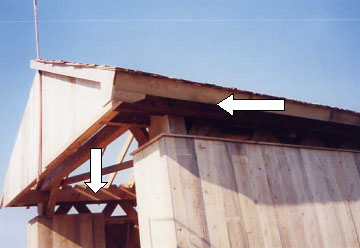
[85,148,107,193]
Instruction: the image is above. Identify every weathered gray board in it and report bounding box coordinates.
[133,135,360,248]
[28,214,105,248]
[1,70,116,207]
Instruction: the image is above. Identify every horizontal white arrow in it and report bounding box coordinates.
[85,148,107,193]
[217,94,285,115]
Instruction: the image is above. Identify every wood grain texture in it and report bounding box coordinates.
[28,214,106,248]
[134,136,360,248]
[41,71,113,169]
[2,69,117,206]
[133,140,178,248]
[2,73,41,207]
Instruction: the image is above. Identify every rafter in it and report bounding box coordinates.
[129,127,149,146]
[61,160,133,186]
[39,125,129,191]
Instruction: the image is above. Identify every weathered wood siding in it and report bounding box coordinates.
[1,71,114,206]
[27,214,105,248]
[41,71,113,168]
[2,73,41,207]
[134,135,360,248]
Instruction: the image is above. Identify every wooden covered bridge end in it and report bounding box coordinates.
[1,59,360,248]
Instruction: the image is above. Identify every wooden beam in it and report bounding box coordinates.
[106,133,134,187]
[54,203,72,215]
[40,125,129,190]
[73,203,91,213]
[61,160,133,186]
[129,127,149,146]
[45,184,60,217]
[118,184,136,199]
[15,185,136,206]
[118,96,360,139]
[118,202,138,224]
[113,69,360,127]
[148,115,186,139]
[105,121,147,128]
[37,102,121,189]
[102,202,118,218]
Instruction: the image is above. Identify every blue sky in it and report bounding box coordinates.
[0,0,360,246]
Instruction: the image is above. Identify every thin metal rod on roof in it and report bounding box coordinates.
[32,0,40,59]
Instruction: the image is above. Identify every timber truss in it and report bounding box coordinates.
[13,108,149,246]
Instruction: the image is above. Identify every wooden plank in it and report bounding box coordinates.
[92,214,106,248]
[45,184,60,217]
[134,135,360,247]
[105,121,147,128]
[2,74,41,207]
[129,126,149,146]
[300,149,348,247]
[265,146,302,247]
[348,153,360,240]
[28,214,106,248]
[40,125,128,191]
[195,139,249,247]
[281,147,324,247]
[235,143,281,247]
[40,71,117,173]
[164,137,210,247]
[318,151,359,247]
[79,214,94,248]
[62,160,133,186]
[133,139,178,248]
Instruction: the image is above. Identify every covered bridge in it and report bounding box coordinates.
[1,59,360,247]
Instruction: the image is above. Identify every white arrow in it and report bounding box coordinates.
[217,94,285,115]
[85,148,107,193]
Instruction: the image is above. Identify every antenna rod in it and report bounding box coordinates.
[33,0,40,59]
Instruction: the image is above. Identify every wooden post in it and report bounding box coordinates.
[148,115,186,139]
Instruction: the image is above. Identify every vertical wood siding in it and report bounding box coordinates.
[134,136,360,248]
